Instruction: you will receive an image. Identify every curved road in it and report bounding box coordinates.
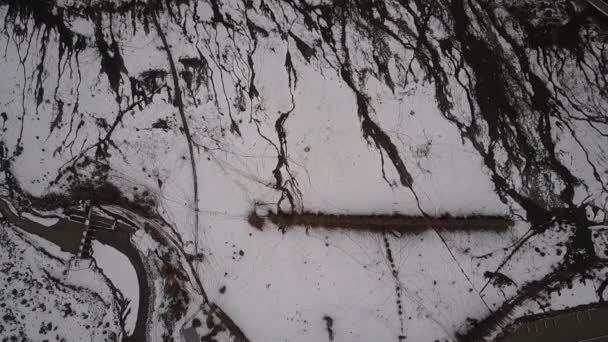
[0,199,150,342]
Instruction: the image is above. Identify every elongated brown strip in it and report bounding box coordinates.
[265,212,512,232]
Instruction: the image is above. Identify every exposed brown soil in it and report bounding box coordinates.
[158,259,190,337]
[247,211,265,230]
[264,212,513,232]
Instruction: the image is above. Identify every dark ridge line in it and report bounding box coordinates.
[262,211,513,232]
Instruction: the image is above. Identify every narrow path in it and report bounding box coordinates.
[150,6,204,288]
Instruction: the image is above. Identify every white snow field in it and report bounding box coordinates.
[93,240,140,335]
[1,0,608,341]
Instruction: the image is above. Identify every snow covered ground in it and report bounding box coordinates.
[92,241,140,335]
[0,224,122,341]
[1,0,608,341]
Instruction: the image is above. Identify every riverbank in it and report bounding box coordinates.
[0,198,150,342]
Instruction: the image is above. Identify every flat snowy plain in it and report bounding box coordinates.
[1,0,608,341]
